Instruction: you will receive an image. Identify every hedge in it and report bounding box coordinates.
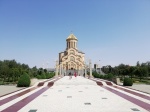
[17,73,31,87]
[123,78,133,86]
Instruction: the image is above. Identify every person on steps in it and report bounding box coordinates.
[74,72,77,77]
[69,72,72,79]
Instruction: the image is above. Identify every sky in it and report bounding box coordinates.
[0,0,150,68]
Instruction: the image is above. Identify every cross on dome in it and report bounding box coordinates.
[66,34,78,41]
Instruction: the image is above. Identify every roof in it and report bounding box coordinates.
[66,34,78,41]
[78,50,85,54]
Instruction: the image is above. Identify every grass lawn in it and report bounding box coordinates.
[0,81,4,85]
[132,77,150,85]
[119,77,150,85]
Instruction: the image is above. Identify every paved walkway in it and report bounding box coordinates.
[0,76,150,112]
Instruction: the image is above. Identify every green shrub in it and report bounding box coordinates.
[92,71,100,78]
[132,78,136,83]
[0,81,4,85]
[41,74,46,79]
[50,72,55,78]
[36,73,55,79]
[107,73,114,80]
[46,73,55,79]
[102,75,106,79]
[99,75,104,79]
[45,73,49,79]
[17,73,30,87]
[123,78,133,86]
[36,75,41,79]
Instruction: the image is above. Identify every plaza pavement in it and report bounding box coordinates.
[0,76,150,112]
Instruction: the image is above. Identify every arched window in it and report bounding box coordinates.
[70,50,75,54]
[70,56,75,61]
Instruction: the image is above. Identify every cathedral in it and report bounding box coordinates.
[59,34,85,74]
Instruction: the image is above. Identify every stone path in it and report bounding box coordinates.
[0,76,150,112]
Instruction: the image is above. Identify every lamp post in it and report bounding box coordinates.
[84,61,87,76]
[59,62,62,75]
[55,60,58,77]
[61,63,65,76]
[89,59,92,77]
[64,64,66,76]
[98,60,100,74]
[62,63,65,76]
[99,60,105,75]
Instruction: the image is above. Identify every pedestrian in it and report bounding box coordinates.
[74,72,77,77]
[69,72,72,79]
[83,73,85,77]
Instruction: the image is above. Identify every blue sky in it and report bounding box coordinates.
[0,0,150,68]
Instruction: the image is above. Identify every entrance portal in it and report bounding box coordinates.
[65,69,84,76]
[66,68,76,76]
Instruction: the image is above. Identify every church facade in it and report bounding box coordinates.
[59,34,85,73]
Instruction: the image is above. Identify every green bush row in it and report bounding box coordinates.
[92,72,114,80]
[36,73,55,79]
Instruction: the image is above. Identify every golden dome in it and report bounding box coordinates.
[66,34,78,41]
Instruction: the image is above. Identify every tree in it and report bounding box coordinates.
[1,64,9,82]
[31,66,38,78]
[8,60,17,68]
[112,67,119,76]
[12,68,20,82]
[44,69,47,73]
[134,67,148,80]
[118,64,126,69]
[141,67,148,77]
[136,61,140,67]
[102,65,112,74]
[128,66,135,79]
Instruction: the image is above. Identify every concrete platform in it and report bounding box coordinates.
[0,76,150,112]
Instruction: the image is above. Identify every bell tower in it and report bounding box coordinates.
[66,34,78,50]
